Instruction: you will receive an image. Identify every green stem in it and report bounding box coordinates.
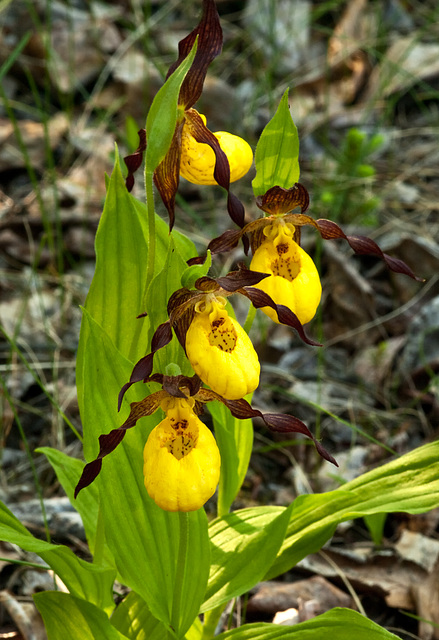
[314,234,323,443]
[145,169,156,286]
[172,511,189,628]
[201,605,226,640]
[243,302,256,335]
[92,502,106,566]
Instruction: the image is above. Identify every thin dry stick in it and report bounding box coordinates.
[318,549,366,616]
[324,273,438,348]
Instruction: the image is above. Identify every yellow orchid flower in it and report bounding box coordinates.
[250,220,321,325]
[143,395,220,512]
[75,371,338,502]
[124,0,249,230]
[185,295,260,400]
[180,112,253,185]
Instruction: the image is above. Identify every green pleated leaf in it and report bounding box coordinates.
[111,592,203,640]
[267,440,439,579]
[0,501,115,615]
[34,592,129,640]
[145,40,197,174]
[80,150,151,365]
[208,400,253,516]
[185,617,203,640]
[78,311,210,637]
[145,237,193,376]
[36,446,115,570]
[76,151,196,397]
[252,89,300,197]
[215,608,400,639]
[76,157,197,454]
[201,505,292,613]
[111,591,172,640]
[171,511,210,637]
[363,512,387,546]
[130,196,196,264]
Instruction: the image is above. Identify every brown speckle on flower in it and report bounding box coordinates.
[209,315,237,353]
[165,434,196,460]
[276,243,289,255]
[271,256,300,281]
[171,419,189,433]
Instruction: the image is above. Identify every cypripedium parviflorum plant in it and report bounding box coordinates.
[10,2,436,639]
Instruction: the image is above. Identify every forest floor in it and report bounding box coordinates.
[1,0,439,638]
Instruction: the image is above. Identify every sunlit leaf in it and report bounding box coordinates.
[214,608,400,639]
[181,251,212,290]
[78,311,209,637]
[34,592,128,640]
[208,400,253,517]
[145,237,193,376]
[145,41,197,174]
[267,440,439,579]
[201,505,292,613]
[79,150,151,365]
[252,89,300,196]
[0,502,115,615]
[111,591,173,640]
[36,447,105,558]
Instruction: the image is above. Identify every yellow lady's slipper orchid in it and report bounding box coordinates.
[185,296,260,400]
[143,396,220,512]
[180,112,253,185]
[250,220,321,325]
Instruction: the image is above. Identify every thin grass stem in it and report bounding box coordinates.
[0,557,49,570]
[0,325,83,442]
[0,382,51,545]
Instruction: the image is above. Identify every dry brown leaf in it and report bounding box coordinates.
[247,575,353,617]
[0,189,15,218]
[412,558,439,640]
[299,547,425,610]
[363,35,439,103]
[0,590,46,640]
[328,0,369,68]
[395,530,439,573]
[0,115,68,173]
[322,241,379,345]
[405,509,439,537]
[326,0,373,104]
[287,0,375,130]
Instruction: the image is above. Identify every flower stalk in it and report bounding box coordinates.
[145,169,156,288]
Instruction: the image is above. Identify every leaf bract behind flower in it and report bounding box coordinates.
[145,40,198,175]
[252,88,300,197]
